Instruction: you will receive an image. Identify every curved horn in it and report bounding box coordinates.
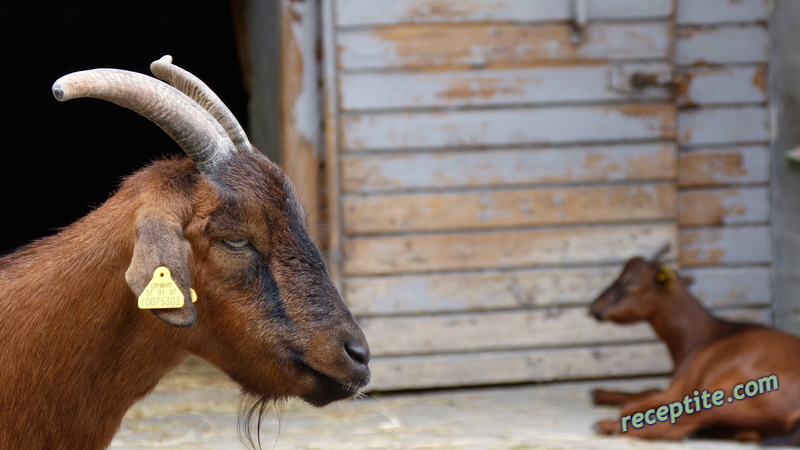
[150,55,254,154]
[52,68,235,173]
[650,242,671,263]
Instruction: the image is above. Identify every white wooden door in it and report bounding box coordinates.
[320,0,772,391]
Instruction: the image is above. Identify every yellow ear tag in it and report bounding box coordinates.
[138,267,196,309]
[658,264,678,285]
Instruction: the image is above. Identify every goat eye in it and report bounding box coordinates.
[223,238,250,249]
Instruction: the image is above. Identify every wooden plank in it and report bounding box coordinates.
[676,25,768,66]
[367,343,673,390]
[359,308,657,357]
[343,183,677,234]
[338,22,672,71]
[342,143,678,193]
[677,0,770,26]
[281,0,324,249]
[343,223,677,275]
[344,265,772,317]
[678,106,769,147]
[336,0,674,27]
[678,187,770,227]
[344,267,622,316]
[359,307,771,357]
[342,104,677,151]
[322,0,344,283]
[683,266,772,309]
[678,145,771,188]
[678,66,768,107]
[340,63,673,111]
[680,226,772,267]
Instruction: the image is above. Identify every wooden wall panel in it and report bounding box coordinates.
[678,66,768,107]
[342,105,677,152]
[365,305,773,390]
[680,226,772,267]
[368,343,672,391]
[340,63,673,111]
[343,224,677,276]
[361,307,770,357]
[679,146,771,188]
[336,0,674,27]
[676,0,770,25]
[344,267,620,316]
[683,267,772,309]
[675,0,772,342]
[342,144,678,193]
[676,25,769,66]
[344,184,677,234]
[678,187,770,227]
[338,23,672,70]
[323,0,773,391]
[678,106,769,147]
[346,266,773,317]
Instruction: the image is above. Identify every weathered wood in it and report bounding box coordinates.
[342,143,678,193]
[341,104,677,151]
[338,22,672,71]
[343,183,677,234]
[344,267,620,316]
[679,187,770,227]
[343,224,677,276]
[340,63,673,111]
[280,0,324,248]
[676,25,769,66]
[359,308,656,357]
[678,106,769,147]
[678,66,768,107]
[679,146,771,188]
[683,266,772,309]
[680,226,772,267]
[322,0,344,283]
[344,265,772,317]
[359,307,771,357]
[676,0,770,26]
[336,0,674,27]
[366,343,673,391]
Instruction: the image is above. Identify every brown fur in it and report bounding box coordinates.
[589,257,800,444]
[0,154,370,449]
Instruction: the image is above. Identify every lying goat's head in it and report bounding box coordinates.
[53,56,370,409]
[589,243,686,324]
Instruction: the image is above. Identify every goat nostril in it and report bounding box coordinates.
[345,342,370,366]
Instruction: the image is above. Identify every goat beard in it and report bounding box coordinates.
[237,394,285,450]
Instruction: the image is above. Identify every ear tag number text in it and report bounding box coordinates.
[138,266,197,309]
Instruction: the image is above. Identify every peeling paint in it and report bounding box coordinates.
[752,66,768,93]
[338,22,671,70]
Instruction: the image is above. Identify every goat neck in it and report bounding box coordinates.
[648,281,745,372]
[0,170,191,449]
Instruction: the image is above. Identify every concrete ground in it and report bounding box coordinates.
[111,359,788,450]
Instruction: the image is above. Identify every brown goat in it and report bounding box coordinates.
[589,246,800,445]
[0,56,370,449]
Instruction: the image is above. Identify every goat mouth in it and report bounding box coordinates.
[291,353,368,406]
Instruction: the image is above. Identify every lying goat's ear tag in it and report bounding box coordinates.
[138,266,194,309]
[656,264,678,285]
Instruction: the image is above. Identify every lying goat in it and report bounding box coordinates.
[589,245,800,444]
[0,56,370,449]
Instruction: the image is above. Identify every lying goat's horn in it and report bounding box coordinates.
[649,242,672,263]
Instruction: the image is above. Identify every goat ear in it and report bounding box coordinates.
[125,215,196,327]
